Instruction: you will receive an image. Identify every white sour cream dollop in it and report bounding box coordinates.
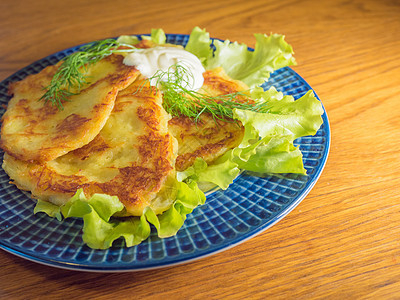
[123,46,205,91]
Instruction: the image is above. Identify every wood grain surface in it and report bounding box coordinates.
[1,0,400,299]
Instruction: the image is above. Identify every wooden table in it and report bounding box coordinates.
[1,0,399,298]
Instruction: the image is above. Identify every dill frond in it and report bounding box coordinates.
[147,64,270,122]
[39,39,137,109]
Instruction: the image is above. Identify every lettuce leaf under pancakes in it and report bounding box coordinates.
[36,180,205,249]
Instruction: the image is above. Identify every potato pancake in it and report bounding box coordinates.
[2,78,177,216]
[0,54,139,163]
[169,67,251,171]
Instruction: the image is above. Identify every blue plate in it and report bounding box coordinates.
[0,34,330,272]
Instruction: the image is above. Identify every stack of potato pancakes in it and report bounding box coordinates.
[0,50,250,217]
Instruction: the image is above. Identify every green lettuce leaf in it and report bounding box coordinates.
[115,35,140,45]
[146,28,167,44]
[116,28,166,45]
[209,33,296,87]
[185,27,212,64]
[107,214,151,248]
[230,88,323,174]
[185,28,296,88]
[60,189,92,218]
[60,191,126,249]
[33,179,206,249]
[237,88,324,140]
[177,157,240,190]
[145,180,206,238]
[34,200,62,221]
[230,136,307,174]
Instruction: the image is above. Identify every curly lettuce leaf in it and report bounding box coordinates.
[230,136,306,174]
[232,88,323,174]
[238,88,324,140]
[209,34,296,87]
[34,200,62,221]
[144,28,167,44]
[34,179,206,249]
[185,27,296,87]
[107,215,151,248]
[177,157,240,190]
[115,35,140,45]
[116,28,166,45]
[218,34,295,87]
[145,180,206,237]
[185,27,212,64]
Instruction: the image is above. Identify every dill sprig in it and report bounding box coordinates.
[149,64,270,122]
[40,39,137,109]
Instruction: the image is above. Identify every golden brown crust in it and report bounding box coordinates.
[71,135,110,161]
[202,69,250,97]
[19,131,174,211]
[168,67,250,171]
[0,54,139,163]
